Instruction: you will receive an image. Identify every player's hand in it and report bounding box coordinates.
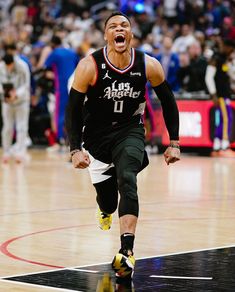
[4,96,16,103]
[4,89,17,103]
[71,150,90,169]
[211,94,219,106]
[164,146,180,165]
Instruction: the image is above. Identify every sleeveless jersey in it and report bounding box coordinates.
[85,47,147,128]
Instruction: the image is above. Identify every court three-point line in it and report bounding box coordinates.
[68,268,99,273]
[150,275,213,280]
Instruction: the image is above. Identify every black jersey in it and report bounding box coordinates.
[213,53,231,98]
[85,47,147,128]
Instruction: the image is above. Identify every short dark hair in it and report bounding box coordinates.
[104,11,131,28]
[50,35,62,46]
[2,54,14,65]
[4,43,17,51]
[223,38,235,48]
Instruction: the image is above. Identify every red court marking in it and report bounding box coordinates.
[0,224,95,269]
[1,217,234,269]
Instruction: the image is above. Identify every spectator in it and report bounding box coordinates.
[10,0,27,25]
[4,42,35,147]
[162,0,178,26]
[44,35,79,149]
[178,42,208,93]
[4,43,35,95]
[155,36,180,92]
[172,24,196,53]
[210,0,230,28]
[0,53,31,163]
[228,51,235,93]
[135,11,154,39]
[221,17,235,40]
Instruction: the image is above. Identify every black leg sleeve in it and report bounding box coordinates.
[113,141,145,217]
[116,146,140,218]
[94,174,118,214]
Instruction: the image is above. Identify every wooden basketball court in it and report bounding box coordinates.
[0,149,235,291]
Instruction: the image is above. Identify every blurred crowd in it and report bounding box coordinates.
[0,0,235,161]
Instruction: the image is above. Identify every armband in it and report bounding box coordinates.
[169,144,180,149]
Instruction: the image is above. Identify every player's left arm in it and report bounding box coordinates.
[44,50,56,69]
[145,54,180,165]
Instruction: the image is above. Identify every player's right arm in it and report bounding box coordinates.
[65,56,96,169]
[145,55,180,165]
[205,58,218,105]
[72,56,96,92]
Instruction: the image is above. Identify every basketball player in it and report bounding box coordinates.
[65,12,180,279]
[205,39,235,157]
[44,35,79,149]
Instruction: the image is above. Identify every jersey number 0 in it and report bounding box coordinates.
[114,100,124,113]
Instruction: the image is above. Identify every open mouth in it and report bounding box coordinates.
[114,35,126,46]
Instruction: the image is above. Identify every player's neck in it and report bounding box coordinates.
[106,47,132,70]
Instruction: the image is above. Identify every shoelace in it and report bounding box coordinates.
[101,212,109,219]
[119,249,134,256]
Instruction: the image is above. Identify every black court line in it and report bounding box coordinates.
[3,246,235,291]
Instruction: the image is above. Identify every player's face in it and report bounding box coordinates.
[104,16,133,53]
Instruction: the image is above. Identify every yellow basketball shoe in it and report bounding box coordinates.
[96,273,114,292]
[97,208,112,230]
[111,253,135,278]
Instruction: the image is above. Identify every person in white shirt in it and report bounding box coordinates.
[172,24,196,53]
[0,53,31,163]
